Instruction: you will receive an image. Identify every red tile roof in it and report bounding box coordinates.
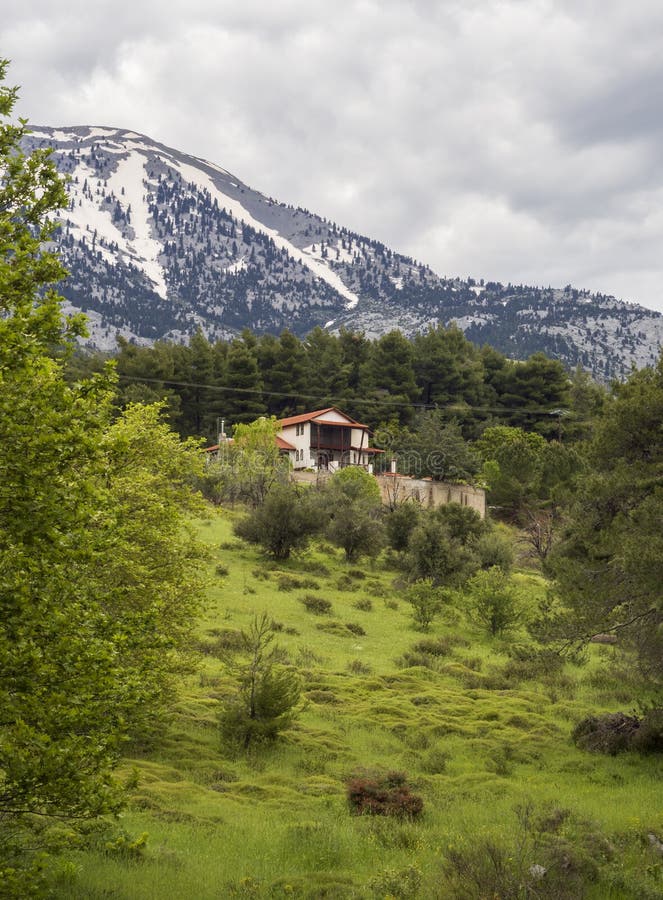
[276,435,296,451]
[278,407,368,429]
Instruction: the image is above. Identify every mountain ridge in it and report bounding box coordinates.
[24,125,663,380]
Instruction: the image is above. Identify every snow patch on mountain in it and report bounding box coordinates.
[169,158,361,310]
[106,153,168,299]
[61,162,127,255]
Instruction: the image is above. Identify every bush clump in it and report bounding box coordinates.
[347,568,367,580]
[300,594,333,615]
[631,708,663,754]
[573,708,663,756]
[278,575,321,592]
[412,636,464,657]
[346,771,423,819]
[353,598,374,612]
[336,574,354,591]
[572,712,641,755]
[345,621,366,636]
[347,659,372,675]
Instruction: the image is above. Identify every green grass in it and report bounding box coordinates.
[55,509,663,899]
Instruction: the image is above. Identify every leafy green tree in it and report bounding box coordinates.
[203,415,289,507]
[404,512,479,587]
[476,425,547,515]
[395,412,481,482]
[0,63,207,886]
[466,567,523,637]
[234,482,321,559]
[385,502,421,553]
[544,357,663,686]
[219,614,302,752]
[406,579,447,631]
[477,425,581,547]
[324,467,384,561]
[91,403,208,733]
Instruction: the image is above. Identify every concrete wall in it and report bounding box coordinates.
[375,475,486,518]
[291,469,486,519]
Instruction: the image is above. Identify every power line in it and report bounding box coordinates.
[116,373,585,419]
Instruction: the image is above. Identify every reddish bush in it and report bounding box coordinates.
[346,771,423,819]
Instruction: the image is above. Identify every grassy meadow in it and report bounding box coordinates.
[55,509,663,899]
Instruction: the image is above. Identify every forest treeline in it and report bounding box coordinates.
[69,323,605,446]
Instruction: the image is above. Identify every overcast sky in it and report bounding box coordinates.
[5,1,663,312]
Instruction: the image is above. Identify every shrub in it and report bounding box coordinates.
[572,712,640,755]
[345,621,366,636]
[353,598,374,612]
[215,563,230,577]
[405,579,447,631]
[299,560,331,577]
[346,771,423,819]
[466,566,524,637]
[276,574,302,592]
[316,620,353,637]
[336,574,354,591]
[441,803,601,899]
[385,502,421,554]
[347,568,367,580]
[232,482,320,559]
[503,647,565,681]
[396,650,437,670]
[412,636,463,656]
[368,865,423,899]
[347,659,372,675]
[197,628,245,656]
[421,747,451,774]
[219,615,301,752]
[631,708,663,754]
[300,594,333,615]
[572,708,663,756]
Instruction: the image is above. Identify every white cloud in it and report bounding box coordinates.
[4,0,663,311]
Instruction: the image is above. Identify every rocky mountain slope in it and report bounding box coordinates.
[25,126,663,380]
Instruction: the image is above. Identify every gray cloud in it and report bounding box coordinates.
[4,0,663,311]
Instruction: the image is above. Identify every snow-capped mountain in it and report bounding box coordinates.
[25,126,663,380]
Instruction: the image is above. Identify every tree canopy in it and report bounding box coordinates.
[543,357,663,689]
[0,61,207,888]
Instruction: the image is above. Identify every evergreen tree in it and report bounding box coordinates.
[361,330,419,425]
[413,325,488,434]
[223,333,266,424]
[304,327,351,407]
[544,357,663,686]
[268,329,308,417]
[495,353,570,438]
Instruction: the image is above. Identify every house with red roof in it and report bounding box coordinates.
[278,407,382,472]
